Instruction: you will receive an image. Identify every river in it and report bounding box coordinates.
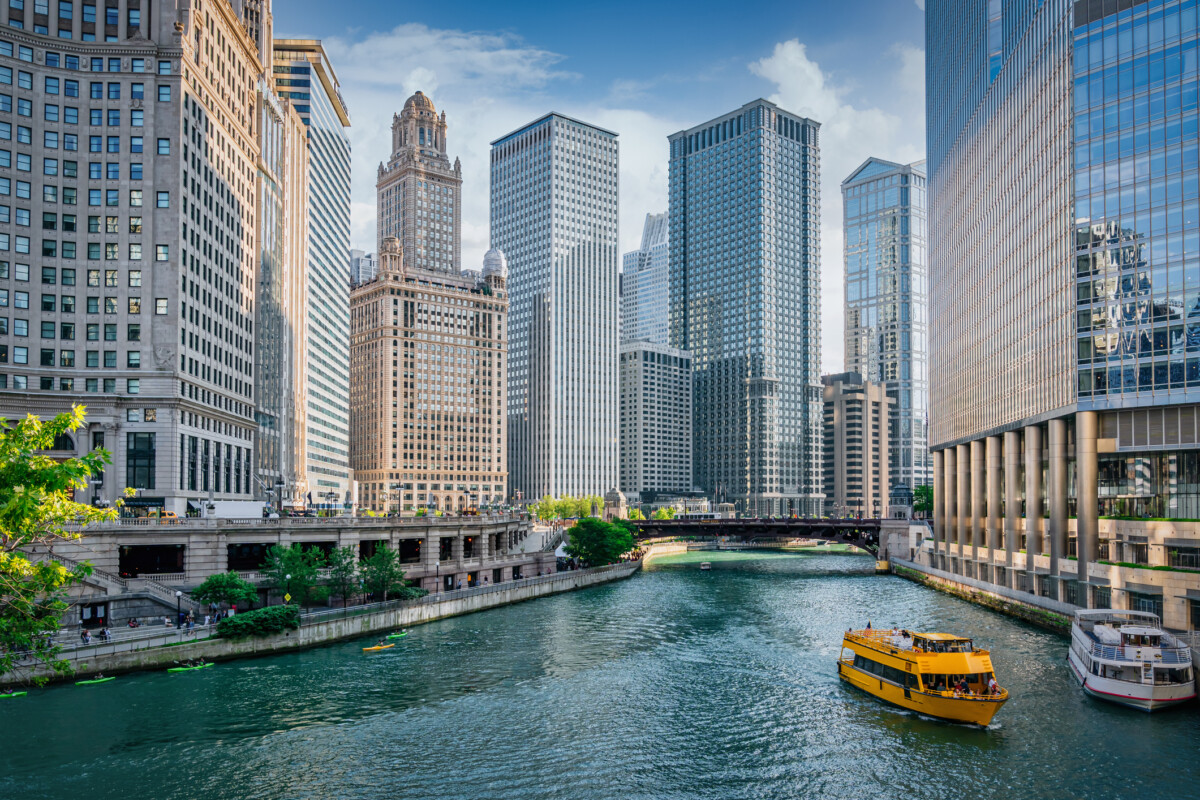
[1,551,1198,800]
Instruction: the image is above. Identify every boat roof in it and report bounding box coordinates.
[1075,609,1161,624]
[1118,625,1162,636]
[914,632,971,641]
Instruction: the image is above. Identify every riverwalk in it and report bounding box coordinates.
[20,560,643,682]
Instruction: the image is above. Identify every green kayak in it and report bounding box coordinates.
[168,663,214,673]
[386,632,408,640]
[75,676,116,685]
[0,691,27,698]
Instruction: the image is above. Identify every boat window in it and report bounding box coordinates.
[852,654,919,688]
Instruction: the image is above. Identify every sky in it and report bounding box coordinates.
[275,0,927,373]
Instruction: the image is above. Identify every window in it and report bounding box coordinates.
[154,298,167,315]
[126,350,139,368]
[106,108,119,126]
[131,59,144,74]
[61,265,75,281]
[44,156,59,174]
[156,138,169,155]
[90,81,103,100]
[130,109,142,127]
[64,80,78,98]
[16,125,31,143]
[106,82,119,100]
[125,432,155,488]
[128,216,141,234]
[43,105,58,124]
[63,133,77,151]
[157,61,170,75]
[103,378,114,393]
[13,346,27,364]
[103,269,116,286]
[40,347,54,365]
[129,189,142,206]
[107,58,119,73]
[103,296,115,313]
[60,350,74,367]
[103,348,115,365]
[129,136,142,153]
[86,243,99,259]
[126,378,139,394]
[130,82,143,100]
[62,161,76,178]
[45,77,59,95]
[155,245,168,262]
[41,265,55,283]
[155,191,168,208]
[82,3,94,23]
[126,323,139,341]
[107,136,119,153]
[105,189,117,206]
[17,72,32,90]
[61,296,74,313]
[89,136,101,152]
[86,297,97,314]
[127,297,139,314]
[129,163,141,180]
[128,243,141,260]
[157,85,170,102]
[86,322,97,339]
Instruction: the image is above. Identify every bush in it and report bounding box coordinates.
[216,605,300,639]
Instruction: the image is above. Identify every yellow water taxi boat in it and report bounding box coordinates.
[837,628,1008,727]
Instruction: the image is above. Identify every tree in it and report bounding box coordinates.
[325,545,359,608]
[628,507,646,521]
[361,543,407,601]
[261,544,325,608]
[582,494,604,518]
[652,506,677,520]
[191,571,258,609]
[530,495,557,521]
[564,517,634,567]
[913,485,933,517]
[0,406,117,683]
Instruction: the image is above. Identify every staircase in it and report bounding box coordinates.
[42,552,201,613]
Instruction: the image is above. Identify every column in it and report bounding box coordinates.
[1004,430,1020,589]
[1077,411,1099,608]
[1024,424,1043,561]
[932,449,944,563]
[1048,418,1068,581]
[971,439,985,568]
[986,435,1001,566]
[956,443,969,574]
[478,529,490,563]
[944,445,957,571]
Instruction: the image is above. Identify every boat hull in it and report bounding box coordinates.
[1067,648,1195,712]
[838,660,1005,726]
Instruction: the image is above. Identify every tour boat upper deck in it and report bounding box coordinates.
[1067,609,1195,711]
[1073,610,1192,666]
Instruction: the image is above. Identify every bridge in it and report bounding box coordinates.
[631,518,893,555]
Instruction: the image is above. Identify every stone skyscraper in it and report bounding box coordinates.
[377,91,462,274]
[842,157,929,493]
[668,100,823,517]
[491,113,619,501]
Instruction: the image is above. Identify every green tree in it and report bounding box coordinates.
[0,406,116,682]
[652,506,677,520]
[261,544,325,608]
[531,495,557,521]
[325,545,359,608]
[553,495,577,520]
[361,543,407,601]
[564,517,634,567]
[627,507,646,521]
[581,494,604,518]
[913,485,933,517]
[190,571,258,609]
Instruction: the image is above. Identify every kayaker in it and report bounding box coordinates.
[377,639,386,647]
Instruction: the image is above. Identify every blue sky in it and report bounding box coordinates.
[275,0,927,371]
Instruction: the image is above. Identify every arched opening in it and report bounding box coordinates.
[48,433,75,452]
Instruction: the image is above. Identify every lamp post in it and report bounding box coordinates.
[285,573,291,605]
[175,590,182,628]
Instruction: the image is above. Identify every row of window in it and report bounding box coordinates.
[0,345,141,368]
[0,317,142,339]
[6,264,143,282]
[0,289,165,313]
[5,7,159,44]
[0,373,141,392]
[0,235,168,258]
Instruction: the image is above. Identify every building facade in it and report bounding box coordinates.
[618,341,692,502]
[490,113,619,502]
[273,39,352,511]
[927,0,1200,627]
[0,0,279,515]
[621,211,668,344]
[841,157,929,493]
[668,99,824,517]
[376,91,462,274]
[349,248,377,286]
[822,372,892,519]
[349,238,507,513]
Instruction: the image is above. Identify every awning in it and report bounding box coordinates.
[1087,575,1111,586]
[187,500,201,511]
[1163,538,1200,548]
[1182,588,1200,600]
[1123,582,1164,596]
[123,496,165,508]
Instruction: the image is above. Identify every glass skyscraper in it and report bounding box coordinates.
[491,113,619,501]
[928,0,1200,625]
[273,40,352,510]
[668,100,823,517]
[621,212,669,344]
[841,158,929,493]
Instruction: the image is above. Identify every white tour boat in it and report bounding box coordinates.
[1067,609,1195,712]
[699,562,712,571]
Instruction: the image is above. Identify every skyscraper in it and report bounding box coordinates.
[349,249,378,285]
[668,100,823,517]
[491,113,619,501]
[928,0,1200,626]
[0,0,272,514]
[621,212,669,344]
[273,40,352,511]
[841,157,929,493]
[376,91,462,274]
[822,372,893,519]
[619,341,692,502]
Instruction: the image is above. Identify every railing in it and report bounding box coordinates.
[44,552,128,591]
[1090,641,1193,665]
[65,513,529,531]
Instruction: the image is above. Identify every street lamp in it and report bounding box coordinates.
[175,590,182,628]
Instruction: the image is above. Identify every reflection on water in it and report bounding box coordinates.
[1,551,1197,800]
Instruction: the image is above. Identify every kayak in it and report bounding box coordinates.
[363,644,395,652]
[0,691,27,698]
[386,632,408,639]
[76,677,116,685]
[168,663,214,672]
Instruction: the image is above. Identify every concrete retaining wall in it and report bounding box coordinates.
[32,562,642,682]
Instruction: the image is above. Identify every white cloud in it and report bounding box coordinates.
[750,40,924,373]
[915,0,925,10]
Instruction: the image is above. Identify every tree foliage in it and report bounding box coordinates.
[325,545,359,608]
[652,506,677,520]
[261,544,325,608]
[216,604,299,639]
[913,485,933,516]
[530,493,606,521]
[190,571,258,609]
[360,544,421,601]
[627,507,646,521]
[0,406,117,683]
[564,517,634,567]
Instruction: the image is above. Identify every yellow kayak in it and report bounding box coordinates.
[363,644,395,652]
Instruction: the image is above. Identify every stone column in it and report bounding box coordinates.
[986,435,1001,559]
[932,449,944,563]
[1077,411,1099,607]
[1004,430,1020,588]
[452,533,464,563]
[944,446,957,571]
[478,529,490,563]
[971,439,985,568]
[1024,424,1043,560]
[1048,418,1068,580]
[957,443,970,574]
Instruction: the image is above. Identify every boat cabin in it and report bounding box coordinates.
[912,633,974,654]
[1118,626,1161,648]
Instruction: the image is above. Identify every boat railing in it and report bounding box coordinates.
[924,687,1008,701]
[1089,641,1193,665]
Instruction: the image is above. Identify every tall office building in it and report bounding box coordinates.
[621,212,669,344]
[376,91,462,274]
[822,372,892,518]
[841,157,929,493]
[349,239,508,513]
[491,113,619,501]
[619,341,692,502]
[349,248,377,285]
[273,40,352,511]
[928,0,1200,626]
[668,100,823,517]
